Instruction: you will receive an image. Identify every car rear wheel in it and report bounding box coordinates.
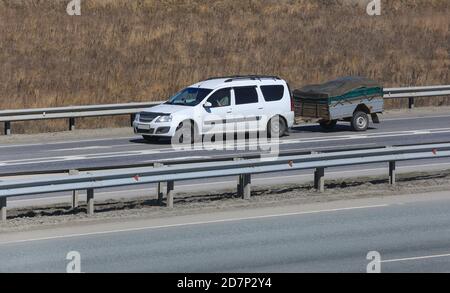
[268,116,287,138]
[351,111,369,131]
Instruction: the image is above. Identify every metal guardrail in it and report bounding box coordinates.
[0,102,162,135]
[1,85,449,135]
[1,142,450,221]
[383,85,450,109]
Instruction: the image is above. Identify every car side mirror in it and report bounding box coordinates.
[203,102,212,108]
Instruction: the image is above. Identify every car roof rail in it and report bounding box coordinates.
[206,75,243,81]
[205,75,281,82]
[225,75,281,82]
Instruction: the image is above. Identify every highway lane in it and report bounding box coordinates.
[1,113,450,174]
[1,193,450,272]
[2,113,450,208]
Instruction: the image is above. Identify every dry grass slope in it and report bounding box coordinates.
[0,0,449,133]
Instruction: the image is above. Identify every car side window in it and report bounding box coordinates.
[234,86,259,105]
[207,88,231,108]
[261,85,285,102]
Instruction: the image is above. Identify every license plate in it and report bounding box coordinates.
[137,124,151,130]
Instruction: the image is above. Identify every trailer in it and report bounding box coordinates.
[293,76,384,131]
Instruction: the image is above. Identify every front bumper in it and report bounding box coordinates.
[133,121,174,137]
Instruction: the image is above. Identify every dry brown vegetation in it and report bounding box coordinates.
[0,0,449,133]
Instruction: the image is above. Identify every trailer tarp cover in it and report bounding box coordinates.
[293,76,382,99]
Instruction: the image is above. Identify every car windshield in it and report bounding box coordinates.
[166,87,212,106]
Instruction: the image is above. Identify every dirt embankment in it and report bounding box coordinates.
[1,0,449,134]
[2,169,450,233]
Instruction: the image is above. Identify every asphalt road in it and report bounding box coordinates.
[1,113,450,173]
[2,113,450,207]
[1,192,450,273]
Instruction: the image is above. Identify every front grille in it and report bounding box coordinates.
[139,128,155,134]
[136,128,155,134]
[139,112,167,123]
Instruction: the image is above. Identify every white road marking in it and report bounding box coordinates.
[382,253,450,263]
[430,129,450,134]
[0,135,140,149]
[347,135,368,139]
[149,156,212,162]
[165,143,377,163]
[0,151,155,166]
[0,204,388,245]
[382,114,450,121]
[412,131,430,135]
[48,146,112,152]
[269,128,450,146]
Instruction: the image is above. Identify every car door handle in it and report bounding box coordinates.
[258,107,264,110]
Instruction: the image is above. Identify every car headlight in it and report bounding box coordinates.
[156,115,172,123]
[134,113,140,122]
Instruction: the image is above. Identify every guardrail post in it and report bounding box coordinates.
[237,175,244,197]
[154,163,166,205]
[69,117,76,131]
[408,97,415,109]
[389,161,396,185]
[87,188,95,215]
[166,181,175,208]
[243,174,251,200]
[234,158,245,197]
[314,167,325,192]
[4,121,11,135]
[130,114,136,127]
[0,197,6,221]
[69,170,79,208]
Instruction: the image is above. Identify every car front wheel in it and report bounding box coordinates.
[174,120,198,144]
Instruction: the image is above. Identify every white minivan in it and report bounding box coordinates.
[133,76,295,143]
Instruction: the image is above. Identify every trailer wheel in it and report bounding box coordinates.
[319,120,337,130]
[351,111,369,131]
